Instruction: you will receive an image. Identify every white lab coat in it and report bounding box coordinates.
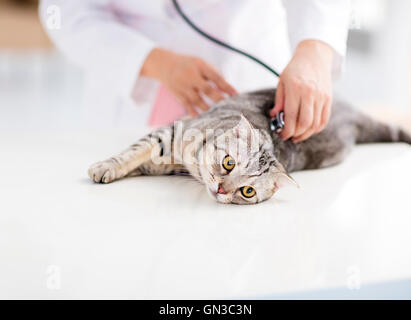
[39,0,351,128]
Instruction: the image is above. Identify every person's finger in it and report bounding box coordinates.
[200,62,237,96]
[199,81,224,103]
[294,91,314,138]
[280,86,300,141]
[311,98,323,134]
[179,95,199,117]
[293,99,323,143]
[185,89,210,112]
[293,123,316,143]
[193,93,210,112]
[319,96,332,132]
[270,81,285,117]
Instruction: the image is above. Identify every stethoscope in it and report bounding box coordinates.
[172,0,285,134]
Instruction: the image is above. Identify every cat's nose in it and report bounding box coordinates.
[217,183,226,194]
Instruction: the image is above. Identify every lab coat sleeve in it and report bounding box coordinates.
[282,0,351,76]
[39,0,156,98]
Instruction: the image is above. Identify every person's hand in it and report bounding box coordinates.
[140,48,237,117]
[270,40,334,143]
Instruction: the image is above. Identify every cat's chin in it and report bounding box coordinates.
[215,197,231,204]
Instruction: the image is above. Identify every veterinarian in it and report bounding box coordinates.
[40,0,350,142]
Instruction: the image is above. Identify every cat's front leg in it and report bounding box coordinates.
[88,126,173,183]
[88,159,125,183]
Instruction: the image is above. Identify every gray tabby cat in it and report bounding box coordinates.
[88,89,411,204]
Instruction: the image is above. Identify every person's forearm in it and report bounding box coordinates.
[140,48,176,82]
[282,0,350,76]
[294,40,334,73]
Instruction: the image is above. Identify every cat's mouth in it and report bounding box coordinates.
[208,183,226,197]
[207,185,232,204]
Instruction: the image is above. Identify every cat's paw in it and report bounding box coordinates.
[88,161,117,184]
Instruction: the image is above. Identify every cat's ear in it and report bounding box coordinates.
[271,162,299,189]
[275,172,299,189]
[234,114,254,136]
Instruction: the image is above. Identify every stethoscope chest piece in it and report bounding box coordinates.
[270,111,285,133]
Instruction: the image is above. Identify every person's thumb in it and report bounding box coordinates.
[270,81,285,117]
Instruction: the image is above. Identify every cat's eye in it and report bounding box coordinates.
[241,186,256,198]
[222,155,236,172]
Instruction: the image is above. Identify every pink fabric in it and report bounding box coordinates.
[149,85,186,127]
